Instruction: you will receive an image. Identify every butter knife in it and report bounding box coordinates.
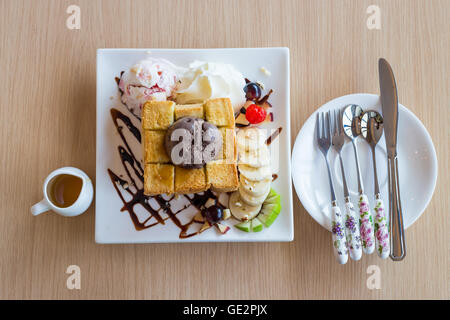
[378,58,406,261]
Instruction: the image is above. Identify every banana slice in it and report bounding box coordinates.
[236,127,267,152]
[238,164,272,181]
[239,175,271,197]
[239,186,270,207]
[238,144,270,167]
[229,191,262,221]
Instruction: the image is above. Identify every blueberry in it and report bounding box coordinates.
[243,82,262,100]
[202,205,223,224]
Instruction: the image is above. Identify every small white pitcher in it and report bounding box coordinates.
[31,167,94,217]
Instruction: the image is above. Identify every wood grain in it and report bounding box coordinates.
[0,0,448,299]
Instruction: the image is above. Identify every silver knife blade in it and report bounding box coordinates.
[379,58,406,261]
[378,58,398,157]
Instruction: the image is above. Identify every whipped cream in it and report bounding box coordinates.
[175,61,246,112]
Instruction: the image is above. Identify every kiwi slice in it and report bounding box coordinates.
[251,218,264,232]
[234,220,251,232]
[233,189,282,232]
[257,189,281,227]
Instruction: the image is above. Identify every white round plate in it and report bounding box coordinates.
[291,94,438,231]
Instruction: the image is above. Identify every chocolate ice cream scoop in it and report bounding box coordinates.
[165,117,222,169]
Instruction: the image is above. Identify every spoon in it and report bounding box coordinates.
[343,104,375,254]
[331,109,362,261]
[361,111,390,259]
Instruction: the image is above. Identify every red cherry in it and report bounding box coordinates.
[245,104,267,124]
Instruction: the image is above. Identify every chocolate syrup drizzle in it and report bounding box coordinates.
[267,128,282,182]
[108,108,216,238]
[108,75,281,238]
[266,127,282,146]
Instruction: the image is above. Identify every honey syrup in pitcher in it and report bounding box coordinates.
[47,174,83,208]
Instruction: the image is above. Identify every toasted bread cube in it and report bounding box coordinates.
[175,167,209,194]
[175,103,204,120]
[218,127,236,161]
[143,130,170,163]
[206,160,239,192]
[144,164,174,195]
[142,101,175,130]
[204,98,235,127]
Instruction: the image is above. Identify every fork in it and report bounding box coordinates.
[316,112,348,264]
[330,110,362,261]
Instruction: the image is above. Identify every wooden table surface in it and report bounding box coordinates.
[0,0,448,300]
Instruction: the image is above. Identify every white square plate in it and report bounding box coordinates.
[95,48,293,243]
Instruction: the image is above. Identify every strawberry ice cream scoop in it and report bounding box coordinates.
[118,58,181,117]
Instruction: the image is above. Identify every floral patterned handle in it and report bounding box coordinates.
[359,194,375,254]
[344,201,362,261]
[374,198,390,259]
[331,204,348,264]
